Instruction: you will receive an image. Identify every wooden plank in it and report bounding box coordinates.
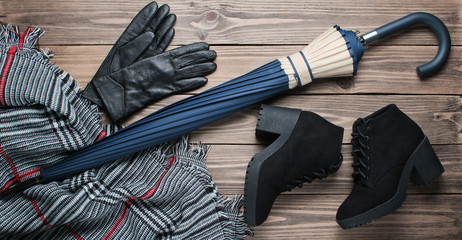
[249,194,462,239]
[49,45,462,95]
[2,0,461,45]
[123,94,462,144]
[206,145,462,195]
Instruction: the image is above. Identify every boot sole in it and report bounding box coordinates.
[244,104,302,226]
[336,136,444,229]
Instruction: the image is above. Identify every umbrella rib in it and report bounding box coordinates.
[42,86,288,179]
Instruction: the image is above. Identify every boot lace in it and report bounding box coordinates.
[351,118,371,181]
[285,156,343,191]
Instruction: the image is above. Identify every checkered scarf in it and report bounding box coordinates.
[0,25,248,239]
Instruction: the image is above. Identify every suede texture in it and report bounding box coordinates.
[337,104,425,220]
[257,111,344,224]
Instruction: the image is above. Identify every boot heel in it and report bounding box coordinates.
[256,104,301,140]
[409,136,444,186]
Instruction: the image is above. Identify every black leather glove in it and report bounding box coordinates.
[92,42,217,123]
[82,1,176,106]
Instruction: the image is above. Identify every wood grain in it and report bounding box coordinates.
[249,194,462,239]
[48,45,462,95]
[1,0,460,45]
[206,145,462,195]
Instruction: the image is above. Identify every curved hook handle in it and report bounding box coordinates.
[361,12,451,78]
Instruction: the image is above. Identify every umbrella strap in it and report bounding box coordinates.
[285,51,314,88]
[287,55,303,87]
[286,51,315,87]
[300,51,315,83]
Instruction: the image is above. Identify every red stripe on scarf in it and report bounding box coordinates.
[25,194,84,239]
[95,130,107,142]
[0,178,16,194]
[0,163,83,239]
[0,46,17,106]
[18,27,32,49]
[20,168,41,179]
[26,195,54,228]
[103,157,175,240]
[0,143,20,182]
[140,157,175,199]
[0,169,41,194]
[63,224,84,240]
[103,198,134,240]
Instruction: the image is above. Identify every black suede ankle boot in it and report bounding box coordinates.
[244,104,344,226]
[336,104,444,229]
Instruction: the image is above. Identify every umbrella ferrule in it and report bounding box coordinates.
[360,31,378,45]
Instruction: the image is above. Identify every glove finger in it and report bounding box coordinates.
[174,77,208,92]
[152,13,176,50]
[168,42,210,57]
[139,14,176,59]
[173,50,217,69]
[176,62,217,79]
[153,28,175,55]
[112,32,155,70]
[118,1,159,46]
[145,4,170,33]
[92,2,158,80]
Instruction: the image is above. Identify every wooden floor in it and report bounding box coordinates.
[3,0,461,239]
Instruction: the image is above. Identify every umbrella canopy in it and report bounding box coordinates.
[3,12,451,195]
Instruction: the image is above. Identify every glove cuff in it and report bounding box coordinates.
[81,82,105,106]
[93,75,128,123]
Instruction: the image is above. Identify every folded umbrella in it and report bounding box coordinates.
[3,12,451,195]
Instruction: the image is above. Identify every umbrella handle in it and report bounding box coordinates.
[360,12,451,78]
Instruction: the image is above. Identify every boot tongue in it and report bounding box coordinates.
[366,104,397,121]
[353,104,398,129]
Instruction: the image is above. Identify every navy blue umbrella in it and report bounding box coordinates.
[4,12,450,195]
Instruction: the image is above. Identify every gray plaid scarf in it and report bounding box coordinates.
[0,25,248,239]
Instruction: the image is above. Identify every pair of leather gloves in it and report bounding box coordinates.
[82,2,217,123]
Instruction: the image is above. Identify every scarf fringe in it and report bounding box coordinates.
[0,24,51,57]
[0,24,58,74]
[0,25,20,45]
[216,195,254,239]
[173,136,251,239]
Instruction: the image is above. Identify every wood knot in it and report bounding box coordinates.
[199,33,207,40]
[191,10,221,41]
[336,77,354,89]
[191,10,221,32]
[206,11,218,22]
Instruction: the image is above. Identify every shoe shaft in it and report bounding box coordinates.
[257,106,344,192]
[354,104,425,187]
[245,104,343,226]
